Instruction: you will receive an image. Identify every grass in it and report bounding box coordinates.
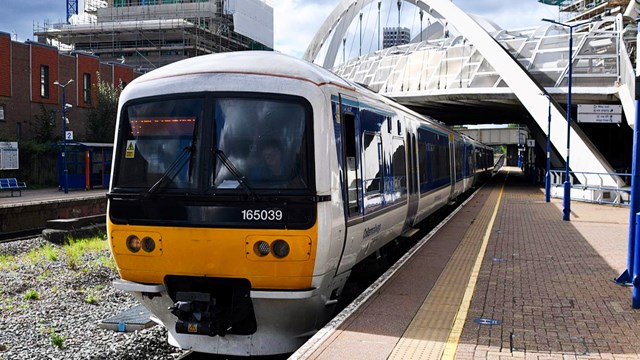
[63,236,110,270]
[0,254,17,271]
[48,329,65,349]
[23,289,39,301]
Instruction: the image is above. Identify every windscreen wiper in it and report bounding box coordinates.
[146,145,194,197]
[213,149,259,200]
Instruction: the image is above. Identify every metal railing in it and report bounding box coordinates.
[549,169,631,205]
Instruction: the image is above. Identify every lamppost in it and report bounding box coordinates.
[54,79,74,194]
[397,0,401,47]
[378,0,382,51]
[359,12,363,57]
[543,94,552,203]
[542,17,599,221]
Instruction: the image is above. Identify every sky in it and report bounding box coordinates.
[1,0,560,59]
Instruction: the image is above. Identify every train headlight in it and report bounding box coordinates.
[254,241,270,257]
[126,235,141,253]
[271,240,290,258]
[141,237,156,253]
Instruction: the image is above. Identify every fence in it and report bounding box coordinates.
[549,170,630,205]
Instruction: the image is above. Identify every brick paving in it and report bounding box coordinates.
[457,170,640,359]
[292,167,639,360]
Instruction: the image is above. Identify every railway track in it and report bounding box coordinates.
[0,228,44,243]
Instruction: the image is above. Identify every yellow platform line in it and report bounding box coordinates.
[441,178,506,359]
[388,176,505,360]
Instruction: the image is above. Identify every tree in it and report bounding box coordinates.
[32,103,57,143]
[86,72,121,143]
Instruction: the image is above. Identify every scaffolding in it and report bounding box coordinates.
[34,0,272,72]
[540,0,631,22]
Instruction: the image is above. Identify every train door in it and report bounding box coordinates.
[404,121,419,230]
[448,134,456,201]
[334,94,364,275]
[339,98,362,219]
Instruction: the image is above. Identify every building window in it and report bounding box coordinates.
[83,73,91,104]
[40,65,49,99]
[0,105,5,122]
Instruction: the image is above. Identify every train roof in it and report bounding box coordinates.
[129,51,354,89]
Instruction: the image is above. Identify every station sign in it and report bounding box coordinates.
[577,104,622,124]
[0,142,19,170]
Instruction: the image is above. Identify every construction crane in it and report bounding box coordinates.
[67,0,78,23]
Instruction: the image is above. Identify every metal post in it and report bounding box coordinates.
[562,26,573,221]
[420,9,424,42]
[616,20,640,286]
[54,79,73,194]
[542,17,600,220]
[62,86,68,194]
[545,95,551,203]
[397,0,401,46]
[634,213,640,307]
[359,12,363,57]
[343,37,346,64]
[378,0,382,51]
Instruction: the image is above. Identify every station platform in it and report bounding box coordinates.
[0,187,107,207]
[0,187,107,235]
[292,167,638,360]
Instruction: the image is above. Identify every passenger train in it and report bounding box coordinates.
[107,51,494,356]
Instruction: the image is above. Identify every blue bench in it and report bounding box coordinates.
[0,178,27,197]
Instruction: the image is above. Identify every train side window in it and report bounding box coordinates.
[343,112,360,215]
[418,141,428,186]
[363,132,382,194]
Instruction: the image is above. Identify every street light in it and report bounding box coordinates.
[54,79,74,194]
[542,17,599,221]
[378,0,382,51]
[543,93,552,203]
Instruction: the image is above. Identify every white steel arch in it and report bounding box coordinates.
[305,0,620,186]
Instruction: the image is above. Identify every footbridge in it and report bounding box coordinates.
[304,0,640,188]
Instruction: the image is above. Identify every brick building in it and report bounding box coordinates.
[0,31,138,143]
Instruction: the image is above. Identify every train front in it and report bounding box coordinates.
[106,53,339,356]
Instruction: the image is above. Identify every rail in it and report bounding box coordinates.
[549,170,630,205]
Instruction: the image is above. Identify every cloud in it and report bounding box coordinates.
[273,0,337,58]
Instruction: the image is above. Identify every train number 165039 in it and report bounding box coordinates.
[241,209,284,221]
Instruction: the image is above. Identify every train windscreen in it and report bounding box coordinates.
[113,95,311,194]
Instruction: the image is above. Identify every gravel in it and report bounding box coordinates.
[0,237,187,360]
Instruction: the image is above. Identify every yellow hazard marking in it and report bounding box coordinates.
[188,323,198,333]
[125,141,136,159]
[441,175,507,359]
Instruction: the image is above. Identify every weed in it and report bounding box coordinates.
[41,244,60,261]
[23,290,39,301]
[85,294,98,305]
[36,269,52,281]
[0,255,17,271]
[94,255,116,270]
[48,329,65,348]
[63,237,109,270]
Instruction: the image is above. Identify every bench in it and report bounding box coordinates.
[0,178,27,197]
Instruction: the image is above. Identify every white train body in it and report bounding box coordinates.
[107,51,493,356]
